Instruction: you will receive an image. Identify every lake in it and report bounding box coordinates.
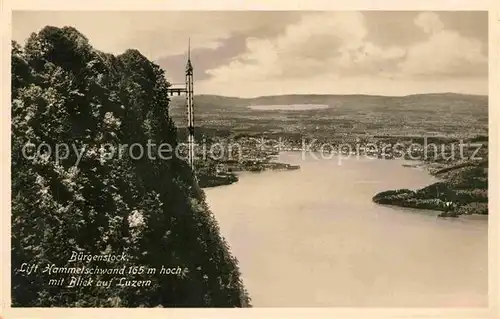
[204,152,488,307]
[248,104,329,110]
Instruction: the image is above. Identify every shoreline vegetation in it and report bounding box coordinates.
[194,142,302,188]
[372,157,488,218]
[371,135,488,218]
[198,160,300,188]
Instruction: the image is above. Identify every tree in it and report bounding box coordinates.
[11,26,250,307]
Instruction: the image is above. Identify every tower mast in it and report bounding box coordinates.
[185,38,195,169]
[166,39,196,170]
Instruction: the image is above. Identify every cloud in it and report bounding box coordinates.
[414,12,445,34]
[399,12,487,77]
[203,12,409,87]
[197,72,487,97]
[201,11,487,96]
[12,11,302,60]
[205,12,405,82]
[12,11,487,96]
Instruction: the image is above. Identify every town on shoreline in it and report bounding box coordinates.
[195,134,488,217]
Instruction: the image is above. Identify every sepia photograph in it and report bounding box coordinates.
[5,8,493,311]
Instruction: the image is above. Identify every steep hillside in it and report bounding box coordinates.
[11,26,250,307]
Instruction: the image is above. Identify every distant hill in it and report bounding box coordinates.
[169,93,488,139]
[170,93,488,113]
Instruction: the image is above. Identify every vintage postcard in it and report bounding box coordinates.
[1,1,499,319]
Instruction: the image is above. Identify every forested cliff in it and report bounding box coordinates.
[11,26,250,307]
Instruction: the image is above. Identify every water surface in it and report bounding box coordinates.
[205,152,488,307]
[248,104,329,111]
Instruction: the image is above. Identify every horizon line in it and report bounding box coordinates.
[179,92,489,99]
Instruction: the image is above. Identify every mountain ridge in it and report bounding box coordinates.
[192,92,488,100]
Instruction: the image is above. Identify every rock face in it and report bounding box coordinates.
[11,26,250,307]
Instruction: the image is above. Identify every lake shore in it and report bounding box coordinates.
[372,159,488,217]
[197,135,488,218]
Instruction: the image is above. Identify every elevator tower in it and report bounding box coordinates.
[166,39,195,169]
[185,39,195,169]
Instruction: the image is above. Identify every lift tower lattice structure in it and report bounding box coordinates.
[166,39,195,169]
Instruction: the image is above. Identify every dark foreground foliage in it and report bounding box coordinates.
[11,26,250,307]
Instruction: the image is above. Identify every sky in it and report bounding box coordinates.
[12,11,488,97]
